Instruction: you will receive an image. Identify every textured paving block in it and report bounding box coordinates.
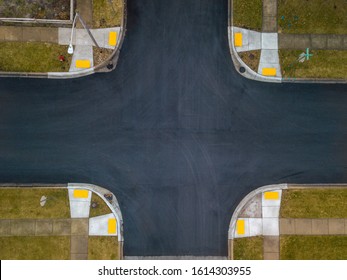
[262,68,276,76]
[108,31,117,46]
[236,219,245,235]
[234,33,242,47]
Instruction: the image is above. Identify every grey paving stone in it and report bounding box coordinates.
[264,252,279,260]
[311,219,328,235]
[311,35,327,49]
[35,220,53,235]
[71,236,88,254]
[280,218,295,234]
[328,219,345,235]
[0,220,11,235]
[10,220,35,236]
[53,219,71,235]
[294,219,312,235]
[71,218,89,236]
[263,17,277,32]
[263,236,279,253]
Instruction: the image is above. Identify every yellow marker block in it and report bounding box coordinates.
[264,191,279,200]
[236,219,245,235]
[76,60,91,68]
[73,189,89,199]
[262,68,276,76]
[109,31,117,46]
[108,218,117,234]
[234,33,242,47]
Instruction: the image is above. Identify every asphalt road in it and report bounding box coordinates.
[0,0,346,256]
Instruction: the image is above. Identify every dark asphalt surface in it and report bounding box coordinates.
[0,0,346,256]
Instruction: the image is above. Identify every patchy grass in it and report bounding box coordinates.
[279,50,347,80]
[233,0,262,31]
[93,0,123,28]
[0,42,71,72]
[0,188,70,219]
[88,236,119,260]
[280,188,347,218]
[278,0,347,34]
[89,193,112,218]
[0,236,70,260]
[93,47,113,67]
[238,50,261,73]
[281,236,347,260]
[233,237,263,260]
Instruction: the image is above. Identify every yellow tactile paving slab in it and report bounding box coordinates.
[76,60,91,68]
[108,218,117,234]
[264,191,279,200]
[234,33,242,47]
[108,31,117,46]
[262,68,276,76]
[236,219,245,235]
[73,189,89,199]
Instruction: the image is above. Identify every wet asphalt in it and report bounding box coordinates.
[0,0,346,256]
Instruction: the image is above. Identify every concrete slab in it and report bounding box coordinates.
[263,218,279,236]
[4,27,23,41]
[294,35,311,49]
[311,35,327,49]
[23,28,42,42]
[261,33,278,50]
[311,219,328,235]
[35,220,53,235]
[53,219,71,235]
[295,219,312,235]
[327,35,344,49]
[263,236,279,253]
[39,27,59,43]
[69,45,94,73]
[263,206,280,218]
[232,27,261,52]
[249,218,263,236]
[10,220,35,236]
[71,218,89,236]
[258,50,282,78]
[71,236,88,254]
[264,252,279,260]
[89,213,118,236]
[328,219,345,235]
[68,188,92,217]
[0,220,11,235]
[239,193,262,218]
[263,17,277,32]
[71,253,88,260]
[280,218,295,234]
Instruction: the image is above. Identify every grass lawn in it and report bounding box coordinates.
[278,0,347,34]
[233,237,263,260]
[0,188,70,219]
[88,236,119,260]
[93,0,123,28]
[281,236,347,260]
[279,50,347,80]
[0,236,70,260]
[89,193,112,218]
[0,42,71,72]
[280,188,347,218]
[238,50,261,73]
[233,0,262,31]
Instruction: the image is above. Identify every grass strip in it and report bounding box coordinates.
[0,236,70,260]
[233,237,263,260]
[0,188,70,219]
[280,188,347,218]
[281,236,347,260]
[89,193,112,218]
[88,236,119,260]
[233,0,262,31]
[93,0,123,28]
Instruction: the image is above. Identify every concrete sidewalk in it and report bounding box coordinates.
[279,34,347,50]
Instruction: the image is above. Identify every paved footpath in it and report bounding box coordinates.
[0,218,89,260]
[279,34,347,50]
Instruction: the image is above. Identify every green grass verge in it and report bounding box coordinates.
[88,236,119,260]
[279,50,347,80]
[233,0,262,31]
[280,188,347,218]
[278,0,347,34]
[0,42,71,72]
[89,193,112,218]
[0,236,70,260]
[281,236,347,260]
[0,188,70,219]
[233,237,263,260]
[93,0,123,28]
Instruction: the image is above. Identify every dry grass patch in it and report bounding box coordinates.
[233,0,262,31]
[0,236,70,260]
[93,0,123,28]
[233,237,263,260]
[280,188,347,218]
[238,50,261,73]
[281,236,347,260]
[0,188,70,219]
[93,47,113,67]
[89,192,112,218]
[88,236,119,260]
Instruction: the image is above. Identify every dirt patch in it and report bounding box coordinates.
[0,0,71,20]
[238,50,261,73]
[93,47,113,67]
